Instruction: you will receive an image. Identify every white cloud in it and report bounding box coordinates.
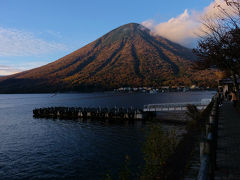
[45,30,63,39]
[142,0,233,48]
[0,61,48,76]
[141,19,155,29]
[0,27,67,56]
[0,65,22,76]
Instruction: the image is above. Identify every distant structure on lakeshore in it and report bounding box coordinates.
[114,86,212,93]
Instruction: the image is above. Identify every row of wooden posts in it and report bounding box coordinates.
[197,96,219,180]
[33,107,145,120]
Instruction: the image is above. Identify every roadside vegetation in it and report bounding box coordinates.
[140,125,178,179]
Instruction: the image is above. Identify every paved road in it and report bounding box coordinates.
[215,102,240,180]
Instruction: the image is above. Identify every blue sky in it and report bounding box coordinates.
[0,0,213,75]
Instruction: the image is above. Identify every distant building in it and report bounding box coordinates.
[160,86,169,89]
[190,85,196,89]
[133,88,138,91]
[219,78,240,92]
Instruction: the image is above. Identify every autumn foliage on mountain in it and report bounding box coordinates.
[0,23,217,93]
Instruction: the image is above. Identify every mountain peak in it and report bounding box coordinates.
[118,23,142,30]
[100,23,150,46]
[115,23,149,34]
[121,22,140,27]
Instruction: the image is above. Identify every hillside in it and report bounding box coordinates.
[0,23,217,93]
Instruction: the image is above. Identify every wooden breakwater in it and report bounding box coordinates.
[33,107,146,120]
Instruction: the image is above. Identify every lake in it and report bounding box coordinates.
[0,91,215,180]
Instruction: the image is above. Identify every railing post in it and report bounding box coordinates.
[208,135,215,179]
[200,140,206,162]
[206,123,213,137]
[212,98,219,170]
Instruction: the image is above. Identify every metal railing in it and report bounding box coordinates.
[197,96,219,180]
[143,99,211,112]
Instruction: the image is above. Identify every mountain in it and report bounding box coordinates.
[0,23,217,93]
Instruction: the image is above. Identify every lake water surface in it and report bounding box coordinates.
[0,91,215,180]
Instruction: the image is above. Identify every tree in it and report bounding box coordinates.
[193,0,240,94]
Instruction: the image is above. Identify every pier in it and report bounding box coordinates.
[33,107,144,120]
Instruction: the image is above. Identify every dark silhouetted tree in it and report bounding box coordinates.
[193,0,240,94]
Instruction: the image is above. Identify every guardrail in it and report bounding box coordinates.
[197,96,219,180]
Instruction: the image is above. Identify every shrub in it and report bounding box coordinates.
[141,125,178,179]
